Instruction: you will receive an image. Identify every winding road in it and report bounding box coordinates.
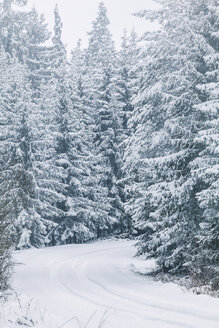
[13,240,219,328]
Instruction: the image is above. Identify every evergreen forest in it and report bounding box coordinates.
[0,0,218,296]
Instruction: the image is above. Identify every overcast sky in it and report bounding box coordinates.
[26,0,159,52]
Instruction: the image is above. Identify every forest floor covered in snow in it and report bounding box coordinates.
[0,239,219,328]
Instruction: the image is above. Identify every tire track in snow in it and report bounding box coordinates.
[14,240,219,328]
[53,246,219,328]
[85,264,219,323]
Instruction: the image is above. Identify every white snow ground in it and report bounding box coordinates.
[1,239,219,328]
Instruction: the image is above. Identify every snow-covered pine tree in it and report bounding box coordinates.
[189,0,219,291]
[0,1,53,93]
[25,8,53,92]
[70,39,85,99]
[116,29,138,135]
[43,65,97,245]
[85,2,124,235]
[113,29,139,234]
[0,49,13,282]
[38,10,95,245]
[0,0,27,57]
[21,9,70,246]
[0,2,64,248]
[128,0,214,274]
[51,5,66,69]
[68,40,113,240]
[0,50,54,249]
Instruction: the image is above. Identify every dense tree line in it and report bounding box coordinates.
[126,0,219,293]
[0,0,218,296]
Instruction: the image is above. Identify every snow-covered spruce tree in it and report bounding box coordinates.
[127,0,215,275]
[0,1,53,93]
[85,2,125,235]
[0,51,13,286]
[116,29,138,135]
[38,10,95,245]
[25,8,53,92]
[51,5,66,69]
[70,39,85,100]
[45,68,102,245]
[68,40,114,240]
[189,0,219,292]
[24,78,67,247]
[0,0,49,68]
[0,50,54,249]
[0,0,27,58]
[0,2,59,249]
[113,29,139,234]
[22,9,70,246]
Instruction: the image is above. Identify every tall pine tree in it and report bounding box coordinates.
[85,2,124,235]
[127,0,215,276]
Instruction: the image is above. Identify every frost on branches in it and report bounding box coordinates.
[0,0,218,295]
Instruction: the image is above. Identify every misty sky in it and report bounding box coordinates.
[26,0,159,52]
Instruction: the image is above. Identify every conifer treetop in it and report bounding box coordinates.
[52,4,63,46]
[3,0,27,11]
[87,1,115,68]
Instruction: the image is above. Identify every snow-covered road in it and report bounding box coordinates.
[7,240,219,328]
